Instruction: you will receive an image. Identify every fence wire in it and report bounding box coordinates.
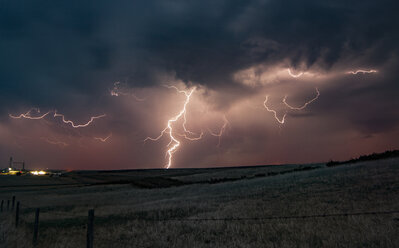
[143,210,399,222]
[1,196,399,248]
[2,199,399,222]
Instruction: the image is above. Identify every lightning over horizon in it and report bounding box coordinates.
[144,85,202,169]
[1,0,398,172]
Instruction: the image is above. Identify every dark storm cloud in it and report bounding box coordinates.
[2,0,398,106]
[1,0,398,168]
[313,60,399,134]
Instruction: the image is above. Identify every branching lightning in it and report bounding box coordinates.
[263,88,320,124]
[283,88,320,110]
[263,96,287,124]
[177,131,204,141]
[53,112,106,128]
[144,86,202,169]
[346,69,378,75]
[9,108,51,120]
[208,115,229,147]
[9,109,106,128]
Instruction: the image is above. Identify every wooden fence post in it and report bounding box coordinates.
[33,208,40,246]
[12,196,15,210]
[15,202,20,228]
[87,209,94,248]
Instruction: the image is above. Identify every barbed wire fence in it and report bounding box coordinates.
[1,195,398,247]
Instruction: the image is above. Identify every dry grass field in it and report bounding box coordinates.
[0,158,398,248]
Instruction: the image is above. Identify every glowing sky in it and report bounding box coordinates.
[1,0,398,169]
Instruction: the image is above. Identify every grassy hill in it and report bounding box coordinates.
[0,156,398,247]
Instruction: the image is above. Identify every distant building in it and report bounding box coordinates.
[0,157,27,175]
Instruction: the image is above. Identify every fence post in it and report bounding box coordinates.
[1,200,3,212]
[12,196,15,210]
[15,202,20,228]
[7,200,9,211]
[87,209,94,248]
[33,208,40,246]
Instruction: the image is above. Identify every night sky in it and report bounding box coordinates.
[1,0,398,170]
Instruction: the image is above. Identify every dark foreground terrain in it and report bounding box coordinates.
[0,158,398,247]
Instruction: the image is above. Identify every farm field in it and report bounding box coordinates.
[0,158,398,248]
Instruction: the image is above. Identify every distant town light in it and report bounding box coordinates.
[31,170,46,176]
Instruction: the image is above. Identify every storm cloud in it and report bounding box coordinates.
[0,0,398,169]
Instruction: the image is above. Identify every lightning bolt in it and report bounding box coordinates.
[10,109,106,128]
[9,108,51,120]
[208,115,229,147]
[53,112,106,128]
[346,69,378,75]
[283,88,320,110]
[263,96,286,124]
[144,86,202,169]
[264,88,320,124]
[287,68,304,78]
[94,133,112,142]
